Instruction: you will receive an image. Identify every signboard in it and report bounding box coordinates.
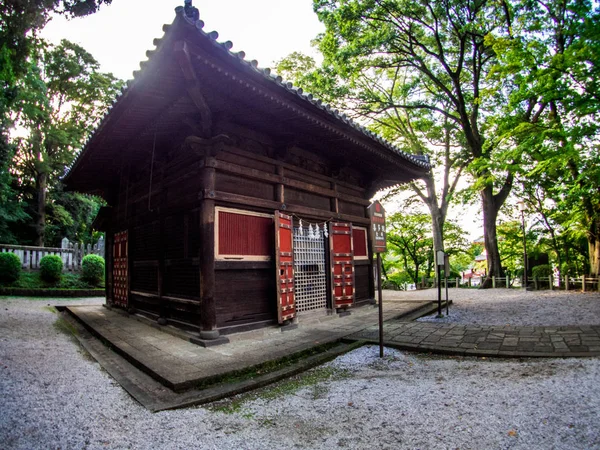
[367,201,387,253]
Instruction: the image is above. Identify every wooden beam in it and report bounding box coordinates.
[207,190,371,225]
[213,159,370,206]
[223,146,366,193]
[173,40,212,138]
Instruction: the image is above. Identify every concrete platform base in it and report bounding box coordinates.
[62,300,433,410]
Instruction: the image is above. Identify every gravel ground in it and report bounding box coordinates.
[1,294,600,449]
[384,288,600,326]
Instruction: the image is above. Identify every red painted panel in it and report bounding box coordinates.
[275,211,296,323]
[113,230,128,308]
[218,211,273,256]
[330,222,354,309]
[353,228,368,258]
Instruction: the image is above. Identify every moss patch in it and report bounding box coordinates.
[208,366,351,415]
[52,315,79,337]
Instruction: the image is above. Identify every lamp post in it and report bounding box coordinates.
[518,201,528,289]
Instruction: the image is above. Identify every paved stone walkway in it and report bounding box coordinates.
[351,320,600,357]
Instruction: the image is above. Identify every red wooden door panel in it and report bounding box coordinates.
[275,211,296,323]
[113,230,128,308]
[330,222,355,309]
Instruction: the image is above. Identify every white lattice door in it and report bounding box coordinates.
[293,225,327,312]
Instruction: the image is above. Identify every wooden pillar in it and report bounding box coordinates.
[582,274,586,292]
[276,166,285,204]
[157,167,167,324]
[492,276,496,288]
[199,155,218,339]
[105,231,114,306]
[549,274,553,290]
[331,182,339,214]
[157,214,167,324]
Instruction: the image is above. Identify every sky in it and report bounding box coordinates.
[41,0,325,81]
[40,0,483,239]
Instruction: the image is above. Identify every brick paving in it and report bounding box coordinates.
[350,321,600,357]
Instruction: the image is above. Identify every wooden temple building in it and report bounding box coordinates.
[63,3,431,341]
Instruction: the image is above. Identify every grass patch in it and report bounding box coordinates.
[0,271,104,290]
[208,365,351,415]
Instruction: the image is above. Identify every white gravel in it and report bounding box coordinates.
[384,288,600,326]
[1,294,600,449]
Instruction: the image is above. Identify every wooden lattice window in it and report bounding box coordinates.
[215,207,274,261]
[353,226,369,260]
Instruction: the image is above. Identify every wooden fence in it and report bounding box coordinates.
[0,237,104,272]
[418,274,600,292]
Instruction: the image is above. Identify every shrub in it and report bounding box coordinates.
[40,255,63,283]
[0,252,22,283]
[532,264,552,279]
[381,279,400,290]
[561,262,577,277]
[81,254,105,286]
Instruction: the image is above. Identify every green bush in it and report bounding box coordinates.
[561,262,577,277]
[381,279,400,290]
[0,252,22,283]
[40,255,63,283]
[81,254,105,286]
[532,264,552,279]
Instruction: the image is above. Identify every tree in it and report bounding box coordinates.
[386,212,433,286]
[385,209,469,286]
[489,0,600,276]
[0,0,113,244]
[276,51,469,272]
[312,0,513,287]
[11,39,122,245]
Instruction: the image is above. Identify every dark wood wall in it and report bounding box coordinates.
[107,121,375,331]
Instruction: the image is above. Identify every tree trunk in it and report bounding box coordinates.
[34,172,47,247]
[480,185,504,288]
[589,218,600,277]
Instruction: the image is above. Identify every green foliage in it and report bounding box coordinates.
[561,262,579,278]
[386,212,433,286]
[0,271,103,289]
[7,38,122,245]
[488,0,600,276]
[81,254,104,286]
[311,0,514,280]
[0,2,113,243]
[0,252,21,282]
[531,264,552,279]
[39,254,63,283]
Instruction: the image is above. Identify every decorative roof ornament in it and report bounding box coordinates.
[184,0,199,22]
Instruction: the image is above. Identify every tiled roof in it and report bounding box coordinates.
[65,5,430,179]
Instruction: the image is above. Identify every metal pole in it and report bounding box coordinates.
[377,253,384,358]
[445,274,449,316]
[521,209,528,289]
[437,264,442,316]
